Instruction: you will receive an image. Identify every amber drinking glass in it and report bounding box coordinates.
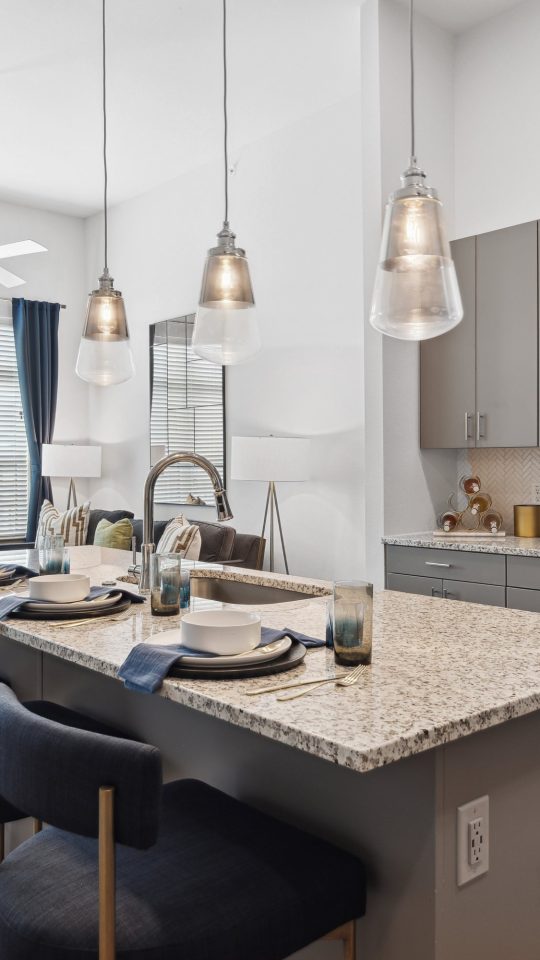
[332,581,373,666]
[150,553,182,616]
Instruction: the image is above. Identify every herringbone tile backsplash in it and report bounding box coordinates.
[457,448,540,533]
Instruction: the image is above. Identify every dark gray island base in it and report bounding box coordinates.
[2,546,540,960]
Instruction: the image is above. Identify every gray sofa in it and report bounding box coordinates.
[86,510,265,570]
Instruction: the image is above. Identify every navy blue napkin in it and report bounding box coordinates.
[0,584,145,622]
[0,563,37,581]
[119,626,324,694]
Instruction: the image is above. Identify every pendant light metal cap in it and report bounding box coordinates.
[82,268,130,342]
[199,222,255,309]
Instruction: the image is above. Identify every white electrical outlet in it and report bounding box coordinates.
[531,483,540,504]
[457,795,489,886]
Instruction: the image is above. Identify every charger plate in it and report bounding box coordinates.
[11,595,132,621]
[22,592,118,614]
[170,639,306,680]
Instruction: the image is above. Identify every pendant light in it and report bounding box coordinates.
[76,0,135,386]
[192,0,261,365]
[369,0,463,341]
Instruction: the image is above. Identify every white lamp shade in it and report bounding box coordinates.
[42,444,102,479]
[231,437,310,482]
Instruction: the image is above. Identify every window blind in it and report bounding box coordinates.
[0,316,29,538]
[150,316,225,506]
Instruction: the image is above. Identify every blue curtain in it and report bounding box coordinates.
[12,298,60,542]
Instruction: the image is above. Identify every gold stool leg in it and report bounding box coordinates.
[324,920,356,960]
[99,786,116,960]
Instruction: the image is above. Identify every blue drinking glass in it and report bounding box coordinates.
[332,580,373,666]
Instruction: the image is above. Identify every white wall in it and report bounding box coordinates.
[0,200,88,509]
[86,4,364,581]
[455,0,540,238]
[377,0,458,539]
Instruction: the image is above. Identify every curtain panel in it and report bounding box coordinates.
[12,298,60,542]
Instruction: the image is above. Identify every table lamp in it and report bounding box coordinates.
[231,436,310,573]
[41,444,102,509]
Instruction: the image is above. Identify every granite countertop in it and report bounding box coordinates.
[383,532,540,557]
[3,546,540,774]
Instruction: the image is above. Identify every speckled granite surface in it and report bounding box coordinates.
[3,546,540,774]
[383,532,540,557]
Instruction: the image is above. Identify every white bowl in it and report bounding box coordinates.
[180,609,261,655]
[29,574,91,604]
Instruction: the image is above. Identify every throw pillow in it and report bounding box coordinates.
[36,499,90,547]
[93,518,134,551]
[86,509,135,544]
[156,515,202,560]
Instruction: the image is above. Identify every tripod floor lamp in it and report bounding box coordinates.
[231,436,310,573]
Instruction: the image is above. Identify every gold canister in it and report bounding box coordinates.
[514,505,540,538]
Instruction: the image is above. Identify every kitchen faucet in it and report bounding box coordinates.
[138,452,232,592]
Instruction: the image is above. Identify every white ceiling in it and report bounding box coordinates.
[401,0,524,35]
[0,0,528,217]
[0,0,360,217]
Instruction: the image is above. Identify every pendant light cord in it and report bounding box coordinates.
[102,0,108,271]
[223,0,229,226]
[409,0,416,165]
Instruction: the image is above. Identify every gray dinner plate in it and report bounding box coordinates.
[170,639,307,680]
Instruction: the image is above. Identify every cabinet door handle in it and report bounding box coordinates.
[442,589,454,599]
[464,412,474,442]
[431,587,442,597]
[425,561,452,568]
[476,412,486,440]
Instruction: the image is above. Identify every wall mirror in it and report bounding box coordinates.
[150,315,225,507]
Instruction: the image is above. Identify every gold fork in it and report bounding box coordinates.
[276,663,368,701]
[53,614,133,629]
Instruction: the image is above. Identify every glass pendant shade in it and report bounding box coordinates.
[193,223,261,365]
[193,304,260,365]
[76,271,135,386]
[370,171,463,340]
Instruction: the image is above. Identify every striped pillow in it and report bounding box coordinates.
[36,499,91,547]
[156,515,201,560]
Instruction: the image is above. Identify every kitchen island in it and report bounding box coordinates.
[2,546,540,960]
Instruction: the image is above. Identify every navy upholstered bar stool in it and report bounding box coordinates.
[0,698,137,850]
[0,683,366,960]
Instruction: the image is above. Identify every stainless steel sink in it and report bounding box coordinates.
[190,577,323,605]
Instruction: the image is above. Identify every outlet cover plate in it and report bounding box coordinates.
[457,795,489,886]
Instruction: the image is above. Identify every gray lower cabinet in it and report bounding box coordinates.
[385,545,535,610]
[386,573,442,597]
[387,571,505,607]
[441,581,505,607]
[385,545,505,585]
[506,587,540,613]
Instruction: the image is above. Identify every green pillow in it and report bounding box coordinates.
[93,517,133,551]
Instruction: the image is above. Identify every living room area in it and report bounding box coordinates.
[0,0,364,581]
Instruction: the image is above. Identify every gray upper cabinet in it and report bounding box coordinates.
[420,236,476,449]
[420,220,539,449]
[476,222,538,447]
